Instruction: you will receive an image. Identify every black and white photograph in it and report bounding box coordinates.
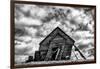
[11,1,96,68]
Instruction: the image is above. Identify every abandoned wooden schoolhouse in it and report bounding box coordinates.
[25,27,86,62]
[28,27,86,62]
[34,27,74,61]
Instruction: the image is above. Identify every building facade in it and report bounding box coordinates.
[34,27,75,61]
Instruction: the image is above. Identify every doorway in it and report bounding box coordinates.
[51,47,61,60]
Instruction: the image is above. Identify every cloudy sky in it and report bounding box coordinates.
[14,3,95,64]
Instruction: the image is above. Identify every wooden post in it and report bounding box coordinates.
[73,45,86,59]
[55,48,60,60]
[59,45,65,60]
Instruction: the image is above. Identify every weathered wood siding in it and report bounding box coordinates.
[44,34,73,60]
[34,27,75,61]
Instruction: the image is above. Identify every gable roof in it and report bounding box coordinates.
[39,27,75,45]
